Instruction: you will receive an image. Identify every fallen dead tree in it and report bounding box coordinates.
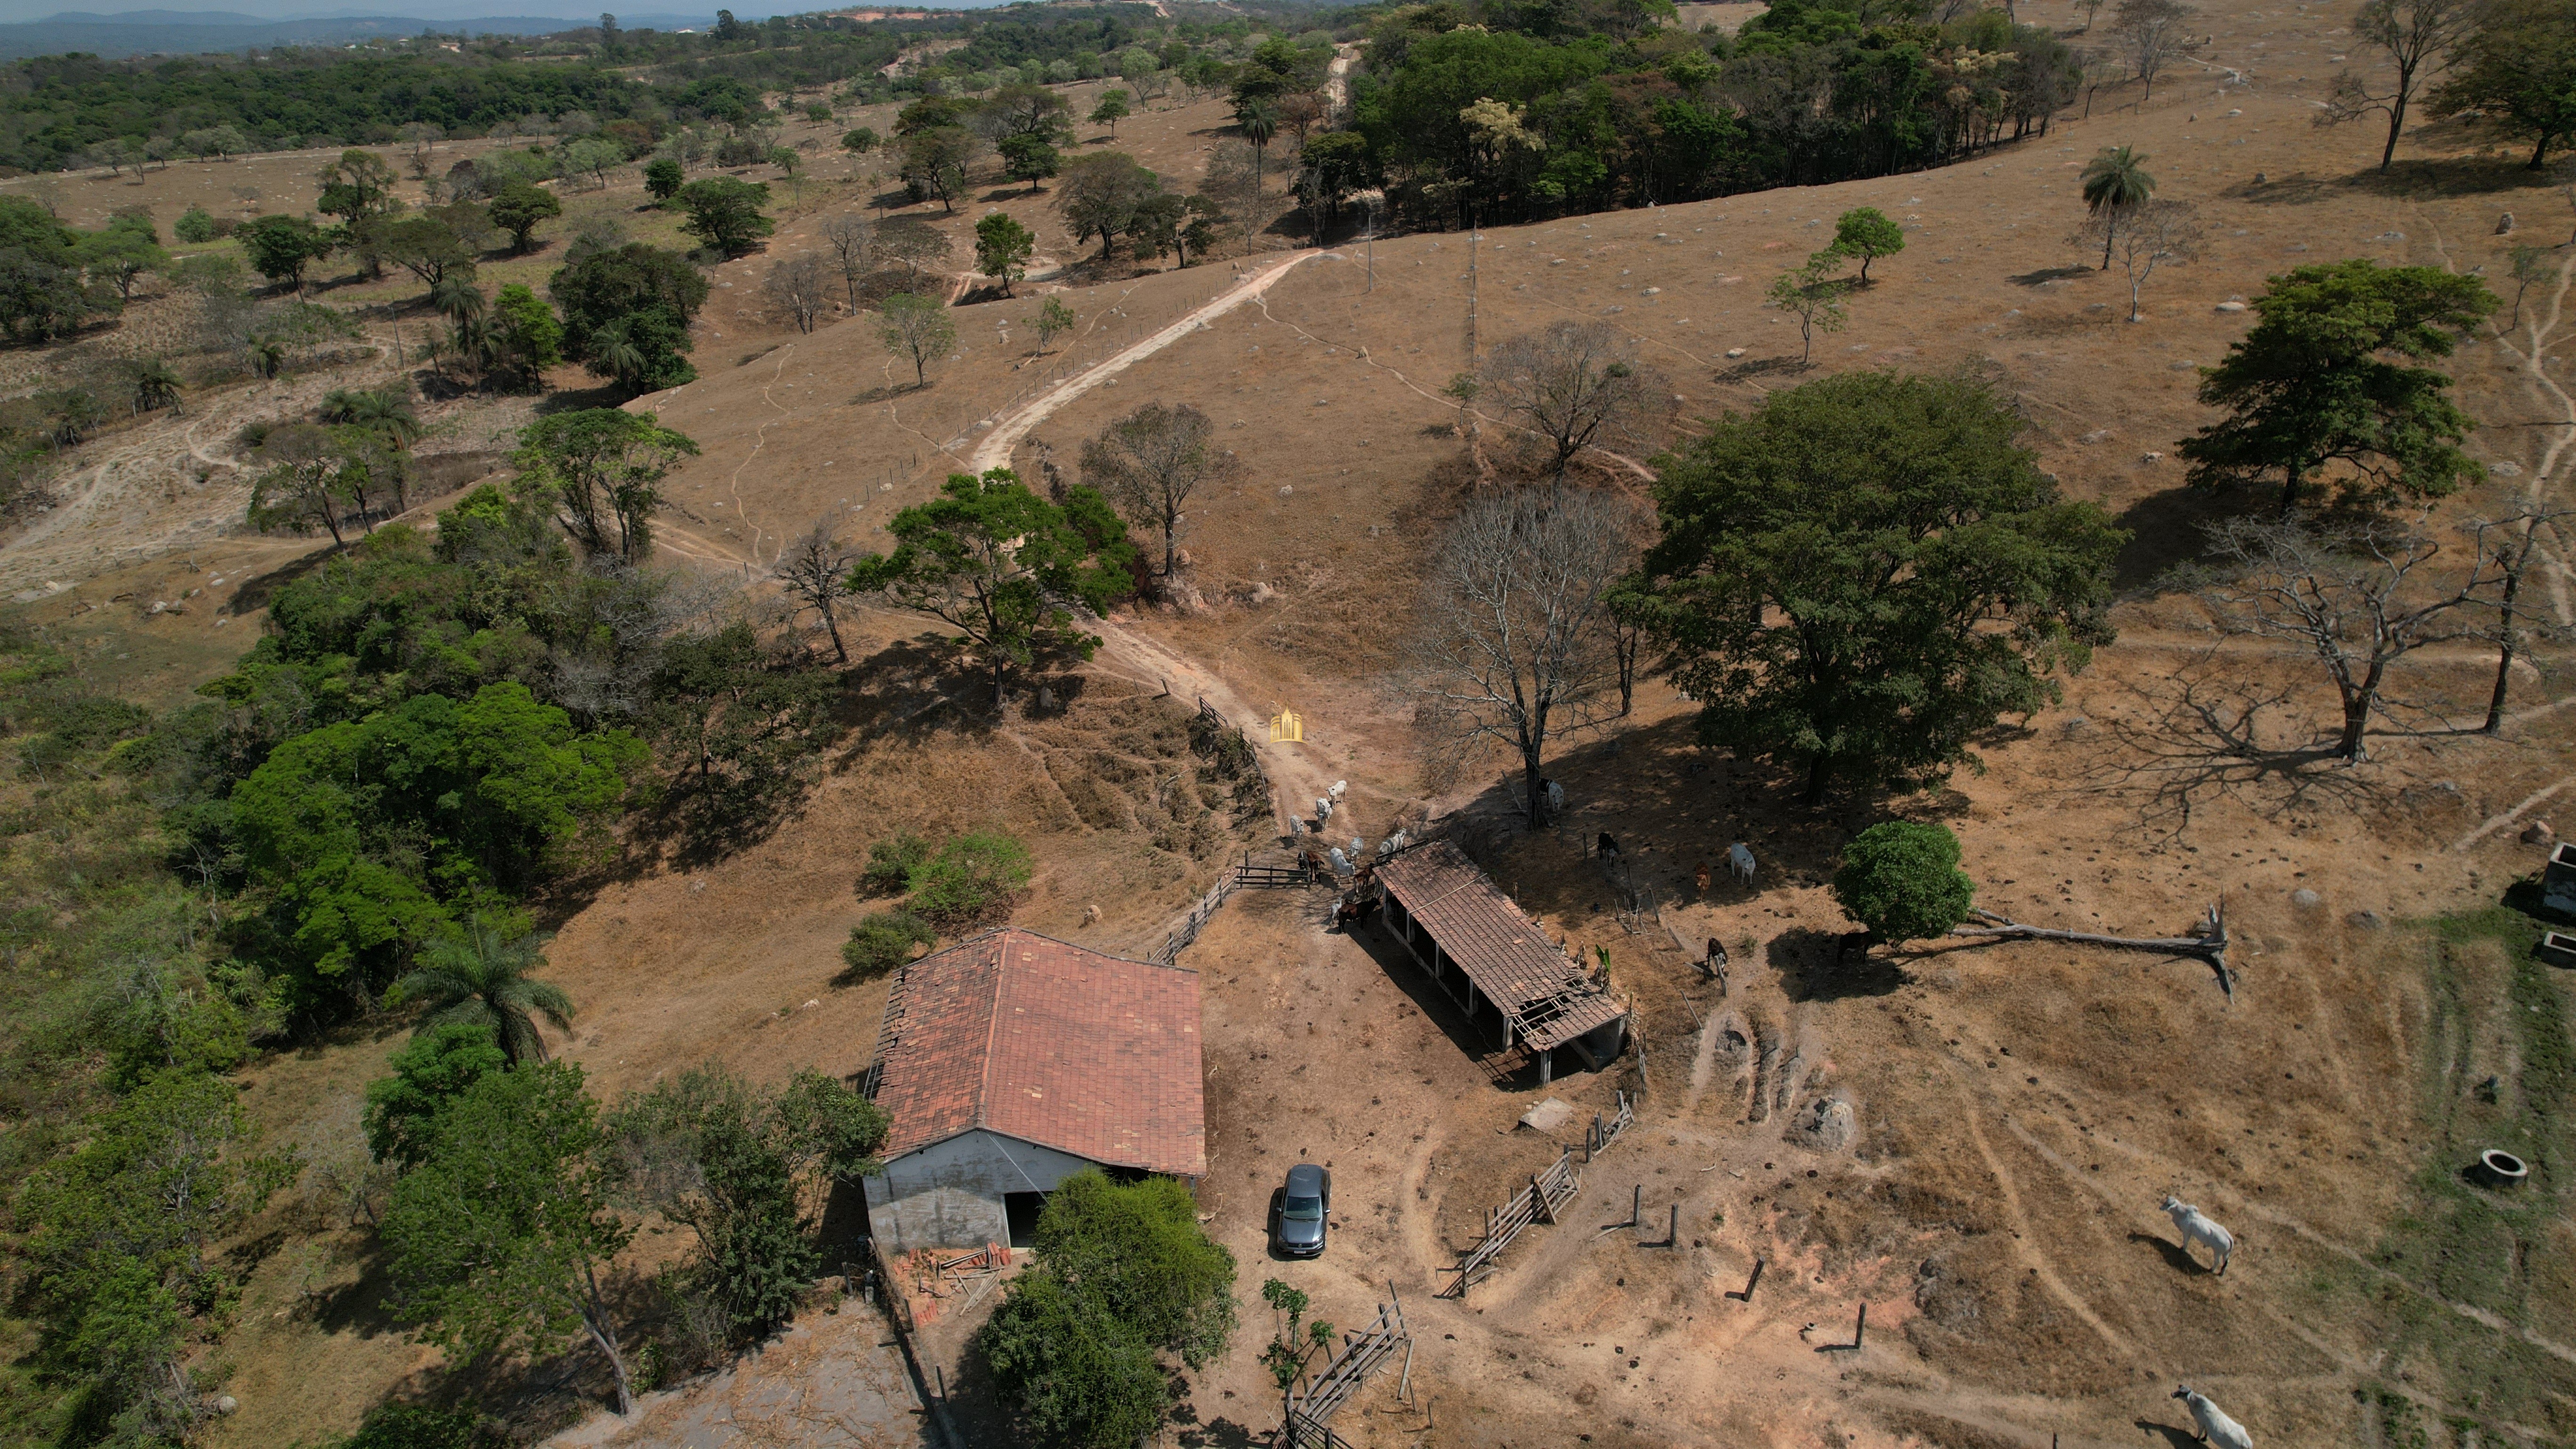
[1944,901,2235,1001]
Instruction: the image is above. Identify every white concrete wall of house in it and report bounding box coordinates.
[863,1129,1099,1254]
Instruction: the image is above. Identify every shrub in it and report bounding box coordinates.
[861,830,931,894]
[173,203,217,243]
[1831,821,1975,945]
[842,908,934,977]
[908,830,1032,925]
[330,1403,501,1449]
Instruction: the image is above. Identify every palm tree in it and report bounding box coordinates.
[2079,145,2155,270]
[246,336,286,380]
[593,316,649,395]
[1240,100,1280,196]
[126,356,184,415]
[429,275,486,326]
[392,920,574,1067]
[321,387,421,448]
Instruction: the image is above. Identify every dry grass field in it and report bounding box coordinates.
[3,0,2573,1442]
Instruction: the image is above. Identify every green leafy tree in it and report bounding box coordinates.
[644,156,685,202]
[1766,253,1852,363]
[383,1062,638,1415]
[975,210,1036,295]
[318,148,402,225]
[491,282,565,384]
[2433,0,2576,169]
[848,467,1125,710]
[489,181,564,254]
[549,242,708,391]
[1833,821,1975,943]
[876,291,957,389]
[901,127,981,213]
[1000,133,1063,190]
[240,213,334,291]
[2177,259,2496,513]
[1030,295,1076,354]
[77,218,165,301]
[841,908,935,978]
[364,1021,509,1169]
[841,126,881,155]
[979,1170,1238,1448]
[1055,151,1161,259]
[247,421,371,546]
[645,621,837,808]
[391,916,574,1067]
[905,829,1034,925]
[229,684,641,1014]
[1634,370,2125,803]
[675,176,774,257]
[2077,144,2154,270]
[1828,206,1904,283]
[380,215,475,290]
[602,1064,887,1341]
[16,1072,291,1444]
[513,409,700,562]
[862,830,932,894]
[1090,89,1132,138]
[173,203,218,243]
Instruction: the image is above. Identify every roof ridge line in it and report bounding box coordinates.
[974,929,1010,1134]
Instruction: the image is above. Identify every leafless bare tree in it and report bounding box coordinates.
[776,518,859,663]
[1402,486,1647,829]
[762,255,830,334]
[870,218,953,294]
[1079,402,1244,579]
[2192,512,2503,761]
[2475,504,2572,733]
[2316,0,2479,171]
[2111,0,2197,104]
[2071,196,2202,320]
[1478,322,1672,486]
[821,213,875,313]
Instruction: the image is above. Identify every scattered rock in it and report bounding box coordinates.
[2253,171,2268,183]
[1083,903,1101,925]
[213,1397,238,1416]
[2080,428,2113,444]
[2490,461,2524,477]
[147,599,167,614]
[2214,301,2248,313]
[1641,287,1661,295]
[2226,107,2243,116]
[2523,820,2555,846]
[1795,1095,1856,1152]
[2141,451,2165,464]
[1248,581,1276,604]
[2291,888,2323,910]
[1725,347,1747,358]
[2376,230,2407,242]
[1276,484,1294,498]
[2496,211,2516,235]
[2347,910,2386,930]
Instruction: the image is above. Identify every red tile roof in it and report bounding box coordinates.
[870,929,1206,1177]
[1377,841,1627,1051]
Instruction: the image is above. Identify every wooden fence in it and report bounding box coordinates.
[1439,1089,1637,1299]
[1151,870,1240,966]
[1439,1148,1581,1299]
[1284,1288,1412,1449]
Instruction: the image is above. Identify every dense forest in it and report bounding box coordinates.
[1344,0,2086,224]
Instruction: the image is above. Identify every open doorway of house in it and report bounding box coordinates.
[1004,1190,1047,1248]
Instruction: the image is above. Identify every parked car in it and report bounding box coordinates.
[1273,1162,1331,1257]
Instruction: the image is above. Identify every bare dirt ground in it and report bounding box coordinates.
[9,3,2574,1444]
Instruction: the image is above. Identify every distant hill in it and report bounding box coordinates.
[0,8,719,57]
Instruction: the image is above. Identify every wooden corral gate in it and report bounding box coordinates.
[1440,1149,1581,1299]
[1285,1289,1413,1449]
[1585,1088,1635,1161]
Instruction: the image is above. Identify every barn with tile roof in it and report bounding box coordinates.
[860,928,1206,1253]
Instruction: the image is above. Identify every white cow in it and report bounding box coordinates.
[2160,1195,2234,1275]
[1726,842,1757,885]
[1328,846,1352,875]
[1316,797,1334,822]
[2172,1386,2252,1449]
[1330,780,1348,799]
